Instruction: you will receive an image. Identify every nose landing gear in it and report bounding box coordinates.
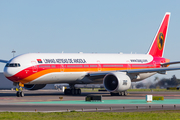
[16,83,24,97]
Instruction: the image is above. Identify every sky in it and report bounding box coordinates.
[0,0,180,80]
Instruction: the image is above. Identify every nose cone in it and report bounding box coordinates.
[3,66,13,77]
[3,66,20,82]
[3,67,19,82]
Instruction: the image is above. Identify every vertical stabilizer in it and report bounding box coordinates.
[147,12,170,57]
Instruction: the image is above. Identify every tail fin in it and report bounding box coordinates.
[147,12,170,57]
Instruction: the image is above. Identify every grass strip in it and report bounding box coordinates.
[0,110,180,120]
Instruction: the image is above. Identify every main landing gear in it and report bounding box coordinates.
[64,84,81,95]
[110,91,128,96]
[64,88,81,95]
[16,83,24,97]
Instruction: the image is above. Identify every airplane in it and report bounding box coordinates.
[1,12,180,97]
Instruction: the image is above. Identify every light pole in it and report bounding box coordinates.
[12,49,16,58]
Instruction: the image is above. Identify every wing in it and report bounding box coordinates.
[0,59,8,63]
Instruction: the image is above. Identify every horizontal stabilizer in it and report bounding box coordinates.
[161,61,180,67]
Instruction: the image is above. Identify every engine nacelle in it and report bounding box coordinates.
[24,84,46,90]
[103,72,131,93]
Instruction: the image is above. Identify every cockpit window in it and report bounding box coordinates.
[6,63,21,67]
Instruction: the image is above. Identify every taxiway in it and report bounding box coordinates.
[0,90,180,112]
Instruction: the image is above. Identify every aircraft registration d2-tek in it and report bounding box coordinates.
[1,12,180,97]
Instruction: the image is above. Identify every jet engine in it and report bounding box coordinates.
[24,84,46,90]
[103,72,131,93]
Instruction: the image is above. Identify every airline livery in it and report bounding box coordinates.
[1,12,180,97]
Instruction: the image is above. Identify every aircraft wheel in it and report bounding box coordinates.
[64,89,72,95]
[123,91,128,96]
[64,89,68,95]
[77,89,81,95]
[64,89,67,95]
[71,89,75,95]
[67,89,71,95]
[16,91,20,97]
[74,89,78,95]
[110,92,119,96]
[20,91,24,97]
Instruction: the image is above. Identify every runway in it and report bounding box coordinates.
[0,90,180,112]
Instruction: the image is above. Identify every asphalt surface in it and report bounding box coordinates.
[0,90,180,112]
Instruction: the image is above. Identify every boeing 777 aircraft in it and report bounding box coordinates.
[1,12,180,97]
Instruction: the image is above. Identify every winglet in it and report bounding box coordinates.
[147,12,170,57]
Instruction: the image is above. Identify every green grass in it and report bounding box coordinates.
[0,111,180,120]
